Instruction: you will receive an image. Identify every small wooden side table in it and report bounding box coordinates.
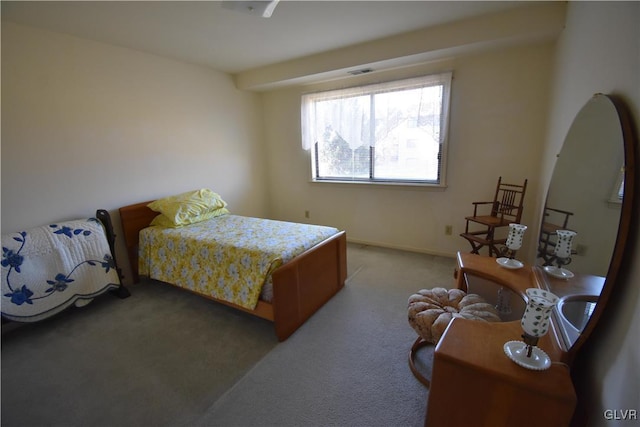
[424,317,576,427]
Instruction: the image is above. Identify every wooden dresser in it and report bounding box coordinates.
[424,252,576,427]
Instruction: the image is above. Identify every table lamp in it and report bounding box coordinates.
[496,223,527,269]
[544,230,577,279]
[504,288,559,370]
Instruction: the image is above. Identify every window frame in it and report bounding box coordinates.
[302,72,452,188]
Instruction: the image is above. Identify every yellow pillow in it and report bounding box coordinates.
[150,207,230,228]
[147,189,227,226]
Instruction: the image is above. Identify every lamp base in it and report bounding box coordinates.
[503,341,551,370]
[543,265,574,279]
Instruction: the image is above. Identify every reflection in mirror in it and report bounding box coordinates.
[538,94,623,276]
[562,302,594,331]
[558,295,598,334]
[536,93,635,356]
[609,166,625,204]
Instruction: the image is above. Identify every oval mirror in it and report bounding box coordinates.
[536,93,636,363]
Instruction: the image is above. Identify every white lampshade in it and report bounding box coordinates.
[521,288,559,337]
[554,230,577,258]
[506,223,527,251]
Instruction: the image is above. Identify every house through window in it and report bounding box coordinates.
[301,72,452,186]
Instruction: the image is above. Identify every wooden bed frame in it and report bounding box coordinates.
[118,201,347,341]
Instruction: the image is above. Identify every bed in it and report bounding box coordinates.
[119,196,347,341]
[1,210,129,323]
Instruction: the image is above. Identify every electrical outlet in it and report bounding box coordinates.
[445,225,453,236]
[576,244,587,256]
[305,210,310,219]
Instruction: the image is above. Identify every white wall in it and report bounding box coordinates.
[262,42,554,258]
[1,22,268,282]
[542,2,640,425]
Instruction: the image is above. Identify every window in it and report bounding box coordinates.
[609,166,625,205]
[301,72,452,186]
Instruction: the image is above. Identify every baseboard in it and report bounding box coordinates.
[346,238,456,259]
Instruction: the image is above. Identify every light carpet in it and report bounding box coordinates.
[1,243,456,427]
[195,244,456,427]
[1,278,278,427]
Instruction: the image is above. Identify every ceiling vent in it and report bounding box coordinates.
[222,1,280,18]
[348,68,374,76]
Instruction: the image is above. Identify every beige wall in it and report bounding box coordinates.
[263,42,553,258]
[2,2,638,422]
[542,2,639,425]
[1,22,268,282]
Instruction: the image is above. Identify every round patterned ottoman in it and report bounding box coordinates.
[407,287,501,386]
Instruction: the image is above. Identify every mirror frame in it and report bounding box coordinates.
[540,94,637,365]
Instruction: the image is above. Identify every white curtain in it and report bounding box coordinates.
[301,72,452,151]
[301,87,371,151]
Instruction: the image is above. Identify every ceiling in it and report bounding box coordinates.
[1,1,528,74]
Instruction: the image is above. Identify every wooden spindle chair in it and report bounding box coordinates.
[460,177,528,257]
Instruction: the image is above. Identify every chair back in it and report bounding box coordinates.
[491,177,528,223]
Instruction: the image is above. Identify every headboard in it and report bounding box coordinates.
[118,201,158,283]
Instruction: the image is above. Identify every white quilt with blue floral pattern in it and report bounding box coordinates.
[1,218,120,322]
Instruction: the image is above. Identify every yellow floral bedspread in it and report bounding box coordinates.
[139,215,340,310]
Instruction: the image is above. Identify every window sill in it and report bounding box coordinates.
[309,179,447,190]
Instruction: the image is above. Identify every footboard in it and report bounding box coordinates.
[271,230,347,341]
